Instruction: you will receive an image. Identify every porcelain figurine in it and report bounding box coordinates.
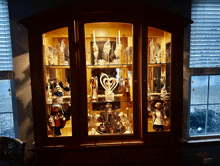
[48,104,66,136]
[123,78,131,101]
[151,102,167,132]
[90,76,98,101]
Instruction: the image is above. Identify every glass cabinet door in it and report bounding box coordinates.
[84,23,134,135]
[42,27,72,137]
[147,27,171,132]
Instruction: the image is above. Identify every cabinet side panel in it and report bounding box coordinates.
[28,29,47,144]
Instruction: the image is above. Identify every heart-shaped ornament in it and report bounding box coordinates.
[100,73,118,93]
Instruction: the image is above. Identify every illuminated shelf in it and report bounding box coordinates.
[147,99,170,102]
[147,63,171,67]
[51,96,71,99]
[88,96,133,103]
[148,93,170,95]
[45,65,70,69]
[46,101,71,105]
[86,64,132,69]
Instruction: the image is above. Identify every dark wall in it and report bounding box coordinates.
[8,0,195,165]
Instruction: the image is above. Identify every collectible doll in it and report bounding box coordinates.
[151,102,167,132]
[48,104,66,136]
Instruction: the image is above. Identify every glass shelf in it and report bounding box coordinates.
[45,65,70,69]
[50,96,71,99]
[147,63,171,67]
[147,99,170,102]
[86,64,132,69]
[88,96,133,103]
[46,101,71,105]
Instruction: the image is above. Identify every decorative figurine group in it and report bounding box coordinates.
[46,38,70,66]
[46,78,71,104]
[96,103,126,134]
[149,38,162,64]
[92,30,132,65]
[90,72,131,102]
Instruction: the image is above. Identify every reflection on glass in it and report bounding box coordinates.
[207,105,220,133]
[147,27,171,132]
[189,105,207,136]
[190,76,208,105]
[42,27,72,137]
[85,22,133,135]
[209,75,220,104]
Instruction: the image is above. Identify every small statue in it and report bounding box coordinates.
[149,38,156,64]
[64,46,70,65]
[46,82,52,104]
[59,39,66,65]
[103,38,111,64]
[114,42,122,64]
[90,76,98,101]
[123,78,131,101]
[160,85,169,100]
[109,43,116,62]
[63,79,71,96]
[54,81,63,97]
[151,102,167,132]
[48,104,66,136]
[54,81,63,103]
[124,46,133,64]
[93,31,99,65]
[154,39,162,64]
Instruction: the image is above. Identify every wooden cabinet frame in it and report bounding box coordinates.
[19,3,192,165]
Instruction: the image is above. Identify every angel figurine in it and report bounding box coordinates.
[90,76,98,101]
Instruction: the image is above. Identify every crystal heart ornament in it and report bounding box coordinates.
[100,73,118,93]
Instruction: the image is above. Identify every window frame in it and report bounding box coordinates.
[187,74,220,141]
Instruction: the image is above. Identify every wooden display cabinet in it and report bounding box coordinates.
[19,3,192,165]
